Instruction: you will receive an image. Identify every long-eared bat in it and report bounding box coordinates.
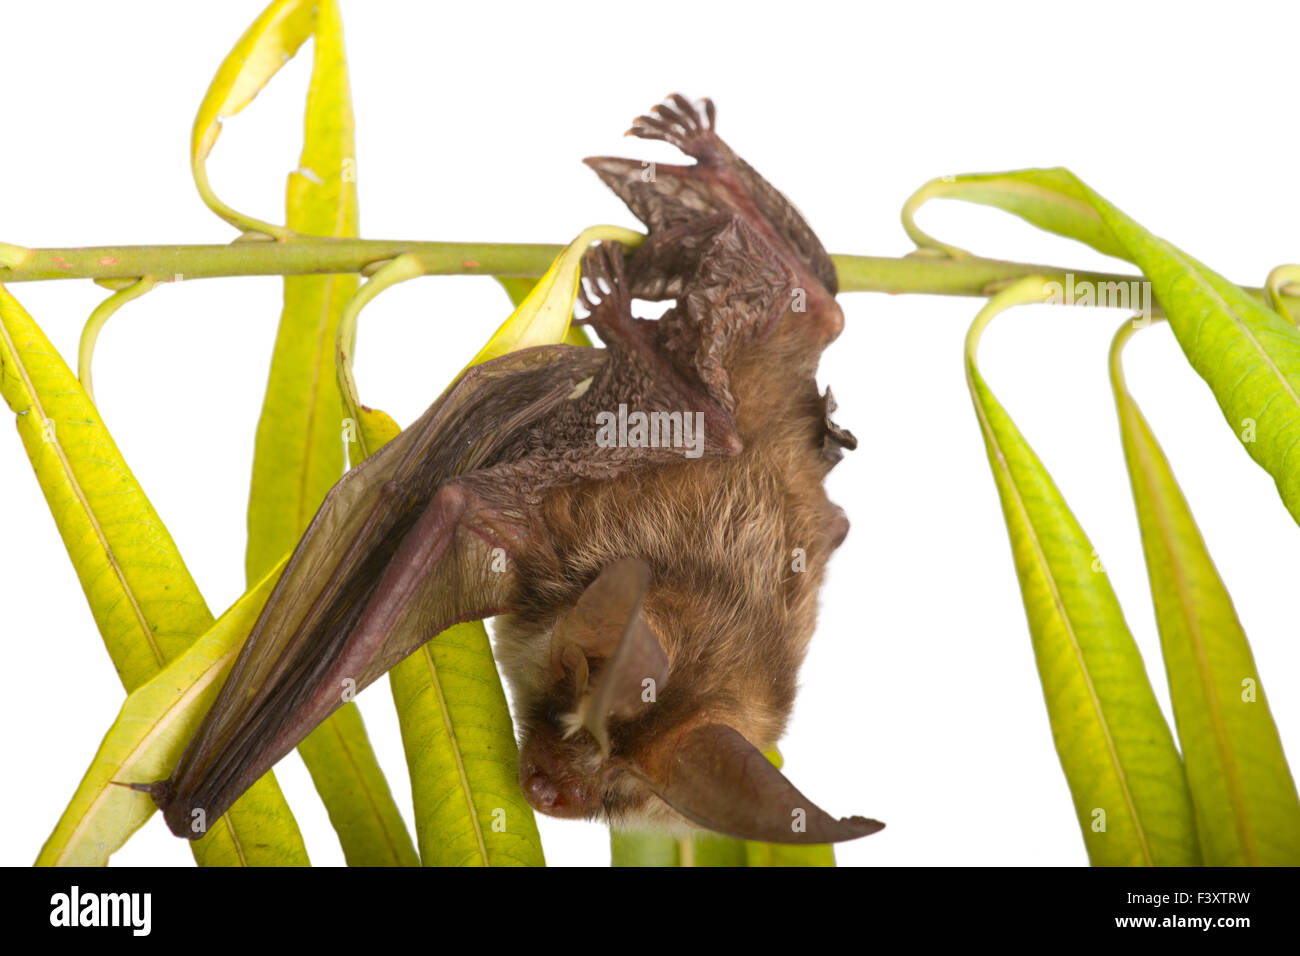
[139,95,883,846]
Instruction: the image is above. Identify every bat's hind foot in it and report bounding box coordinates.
[627,94,720,162]
[579,241,638,340]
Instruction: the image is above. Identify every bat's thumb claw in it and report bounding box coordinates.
[109,777,173,809]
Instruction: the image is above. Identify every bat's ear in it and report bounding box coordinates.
[551,559,670,753]
[628,723,885,844]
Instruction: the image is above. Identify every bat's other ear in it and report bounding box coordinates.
[551,559,669,753]
[628,723,885,844]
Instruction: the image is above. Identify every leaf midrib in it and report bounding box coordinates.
[1125,405,1255,863]
[0,313,166,673]
[969,365,1154,865]
[324,712,410,864]
[419,643,489,866]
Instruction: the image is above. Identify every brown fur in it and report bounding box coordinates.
[492,295,851,830]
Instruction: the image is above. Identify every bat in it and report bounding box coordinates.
[138,94,884,847]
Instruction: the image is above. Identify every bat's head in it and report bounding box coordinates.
[498,559,882,844]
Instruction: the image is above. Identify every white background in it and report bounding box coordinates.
[2,0,1297,867]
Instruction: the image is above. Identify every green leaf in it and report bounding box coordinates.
[335,254,429,465]
[237,0,414,866]
[904,167,1300,528]
[389,622,544,866]
[295,704,417,867]
[497,277,594,348]
[467,225,639,368]
[1111,319,1300,865]
[0,283,307,866]
[688,833,749,866]
[743,839,835,867]
[902,169,1128,261]
[37,564,308,865]
[191,0,317,238]
[610,830,682,867]
[245,0,358,584]
[965,277,1199,866]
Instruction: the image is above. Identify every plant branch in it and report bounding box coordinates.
[0,238,1291,309]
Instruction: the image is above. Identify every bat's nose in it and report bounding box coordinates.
[519,758,599,819]
[522,770,560,810]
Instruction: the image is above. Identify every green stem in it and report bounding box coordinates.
[0,238,1291,309]
[0,240,560,285]
[78,277,159,402]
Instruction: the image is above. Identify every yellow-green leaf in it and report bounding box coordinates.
[246,0,358,584]
[296,703,418,866]
[610,830,681,867]
[37,564,308,866]
[389,622,544,866]
[191,0,319,238]
[496,276,594,347]
[905,168,1300,528]
[1111,319,1300,865]
[234,0,413,865]
[466,225,639,369]
[1,283,307,866]
[902,168,1127,261]
[965,277,1198,866]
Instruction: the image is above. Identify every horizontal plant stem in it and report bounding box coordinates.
[0,240,563,284]
[0,238,1289,308]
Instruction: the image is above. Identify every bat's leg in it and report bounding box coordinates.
[589,94,839,295]
[617,212,734,302]
[577,241,649,354]
[578,240,743,454]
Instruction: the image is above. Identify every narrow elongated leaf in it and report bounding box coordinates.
[903,169,1127,261]
[905,168,1300,527]
[497,276,593,347]
[744,839,835,867]
[610,830,682,867]
[389,622,544,866]
[610,829,834,867]
[295,704,417,866]
[689,833,749,866]
[1111,320,1300,865]
[1,289,206,689]
[468,225,639,368]
[37,566,307,865]
[1,284,307,866]
[236,0,414,865]
[965,277,1198,866]
[246,0,357,586]
[191,0,317,237]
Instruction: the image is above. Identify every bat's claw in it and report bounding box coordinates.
[628,93,719,161]
[578,242,632,325]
